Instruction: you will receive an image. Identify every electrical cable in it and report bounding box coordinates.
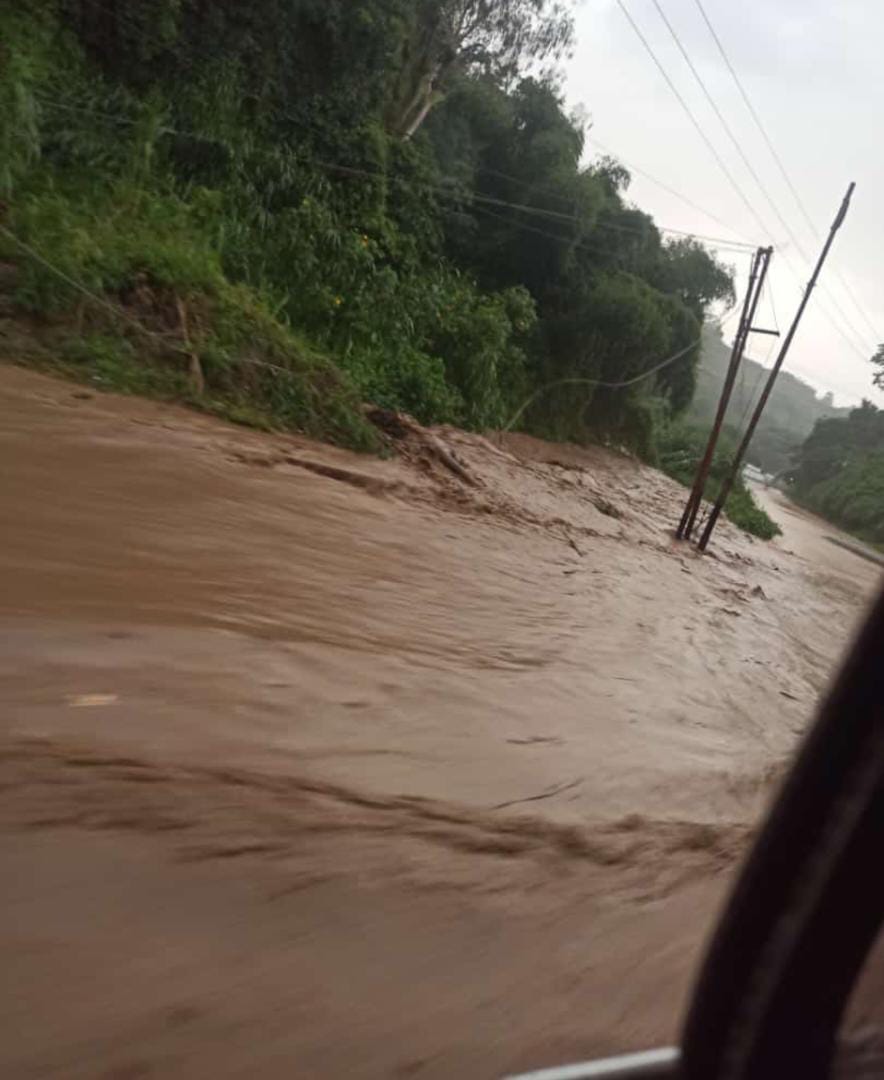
[778,252,871,362]
[650,0,811,263]
[769,279,780,334]
[480,159,756,251]
[41,0,881,346]
[615,0,773,244]
[691,0,882,346]
[586,135,754,244]
[27,5,873,393]
[0,224,300,381]
[735,334,777,435]
[2,218,744,442]
[501,339,702,433]
[469,200,754,264]
[467,202,629,265]
[616,1,874,363]
[502,292,743,433]
[482,173,870,359]
[650,0,874,358]
[33,92,758,254]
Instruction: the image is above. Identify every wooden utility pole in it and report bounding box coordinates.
[698,182,856,552]
[676,245,774,540]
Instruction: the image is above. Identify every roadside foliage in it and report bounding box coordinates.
[1,0,778,540]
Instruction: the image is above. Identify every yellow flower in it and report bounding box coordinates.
[334,296,343,307]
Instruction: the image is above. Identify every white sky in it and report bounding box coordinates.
[562,0,884,406]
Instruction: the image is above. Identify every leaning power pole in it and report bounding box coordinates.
[676,245,774,540]
[698,182,856,552]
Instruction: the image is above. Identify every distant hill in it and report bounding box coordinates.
[687,324,850,475]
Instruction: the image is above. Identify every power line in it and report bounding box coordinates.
[784,246,874,359]
[584,144,868,374]
[508,282,754,441]
[616,0,874,364]
[650,0,875,360]
[0,225,179,350]
[483,157,755,248]
[0,223,305,382]
[326,148,735,252]
[468,203,754,285]
[476,163,577,211]
[832,272,882,345]
[29,0,748,254]
[649,0,811,264]
[735,335,776,434]
[502,339,706,433]
[768,278,779,334]
[715,274,863,404]
[480,158,755,251]
[44,0,883,348]
[691,0,882,346]
[468,202,630,264]
[587,135,754,244]
[34,92,757,254]
[36,7,875,362]
[614,0,772,244]
[691,0,818,241]
[2,218,741,439]
[473,206,758,300]
[778,253,870,362]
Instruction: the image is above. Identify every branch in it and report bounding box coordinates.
[490,778,583,811]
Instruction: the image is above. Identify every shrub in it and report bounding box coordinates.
[0,177,378,450]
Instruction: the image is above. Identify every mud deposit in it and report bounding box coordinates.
[1,365,879,1078]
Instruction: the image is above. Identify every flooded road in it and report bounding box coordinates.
[1,365,879,1078]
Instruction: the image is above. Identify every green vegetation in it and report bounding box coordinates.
[1,1,733,464]
[660,423,782,540]
[688,324,849,477]
[789,401,884,545]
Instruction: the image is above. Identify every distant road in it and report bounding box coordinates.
[751,482,884,583]
[824,534,884,568]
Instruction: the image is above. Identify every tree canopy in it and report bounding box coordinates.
[789,400,884,544]
[388,0,575,137]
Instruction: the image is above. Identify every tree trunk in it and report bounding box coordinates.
[386,3,458,139]
[402,84,444,139]
[398,57,455,139]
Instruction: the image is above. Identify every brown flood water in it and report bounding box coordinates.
[1,365,880,1078]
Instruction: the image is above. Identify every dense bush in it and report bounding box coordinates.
[0,174,379,448]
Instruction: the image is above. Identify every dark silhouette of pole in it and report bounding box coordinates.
[676,246,773,539]
[676,248,759,539]
[698,182,856,552]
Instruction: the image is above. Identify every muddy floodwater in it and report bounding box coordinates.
[1,365,880,1078]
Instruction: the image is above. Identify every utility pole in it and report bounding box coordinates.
[676,245,774,540]
[698,182,856,552]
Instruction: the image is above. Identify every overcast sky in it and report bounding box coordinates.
[562,0,884,406]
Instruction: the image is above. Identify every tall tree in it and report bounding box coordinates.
[388,0,574,138]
